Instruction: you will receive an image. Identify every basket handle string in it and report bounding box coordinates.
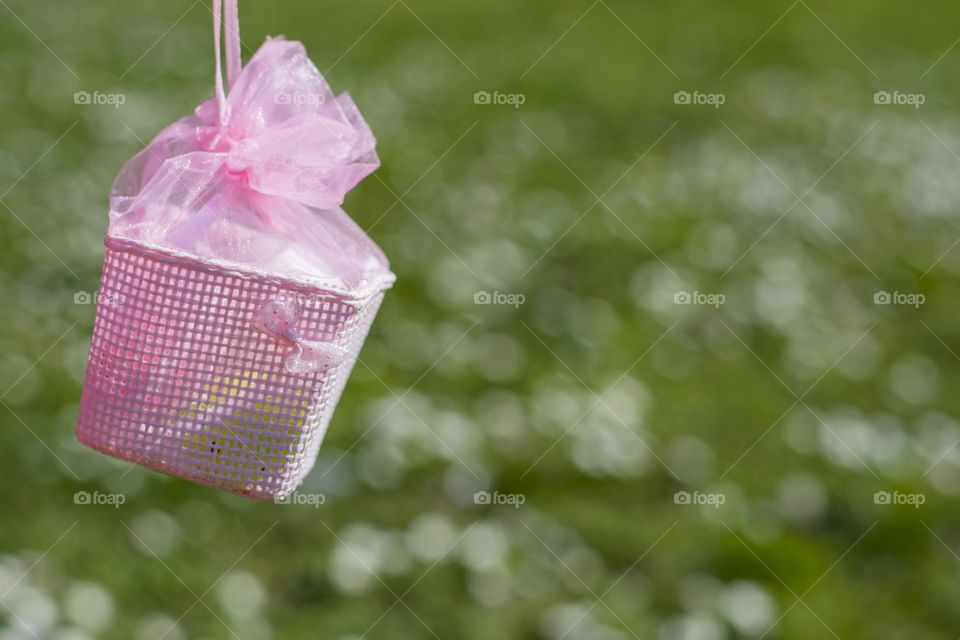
[212,0,242,125]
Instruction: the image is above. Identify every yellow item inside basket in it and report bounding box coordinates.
[177,373,306,488]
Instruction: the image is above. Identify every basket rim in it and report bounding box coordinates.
[105,234,395,304]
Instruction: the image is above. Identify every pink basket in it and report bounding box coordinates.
[77,239,388,499]
[76,0,394,499]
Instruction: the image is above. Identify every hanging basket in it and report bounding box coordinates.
[76,0,393,499]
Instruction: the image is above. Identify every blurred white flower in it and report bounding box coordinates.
[63,581,115,632]
[888,354,940,406]
[667,436,716,484]
[5,585,57,638]
[137,614,184,640]
[569,409,652,478]
[717,581,778,635]
[471,333,525,382]
[466,564,512,607]
[458,522,508,571]
[777,472,828,523]
[540,602,630,640]
[406,514,458,562]
[328,525,410,595]
[658,613,725,640]
[128,511,181,557]
[49,629,94,640]
[216,570,267,620]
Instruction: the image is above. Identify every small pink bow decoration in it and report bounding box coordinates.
[111,3,379,219]
[197,38,379,209]
[252,295,348,375]
[193,35,380,211]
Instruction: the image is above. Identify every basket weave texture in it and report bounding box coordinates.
[77,238,384,499]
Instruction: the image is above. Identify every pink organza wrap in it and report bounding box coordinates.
[108,36,392,296]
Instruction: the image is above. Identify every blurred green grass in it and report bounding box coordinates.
[3,0,960,638]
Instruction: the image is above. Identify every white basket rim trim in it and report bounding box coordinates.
[104,234,396,304]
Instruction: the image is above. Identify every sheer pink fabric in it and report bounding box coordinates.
[108,34,391,296]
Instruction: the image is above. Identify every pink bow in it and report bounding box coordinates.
[252,295,348,375]
[201,12,380,209]
[115,0,378,217]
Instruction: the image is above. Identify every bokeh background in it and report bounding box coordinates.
[2,0,960,638]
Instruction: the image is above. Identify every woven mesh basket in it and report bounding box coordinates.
[77,238,388,499]
[76,1,394,499]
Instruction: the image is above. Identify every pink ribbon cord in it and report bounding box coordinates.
[212,0,242,125]
[223,0,242,86]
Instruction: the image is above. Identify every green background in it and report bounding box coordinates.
[1,1,959,638]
